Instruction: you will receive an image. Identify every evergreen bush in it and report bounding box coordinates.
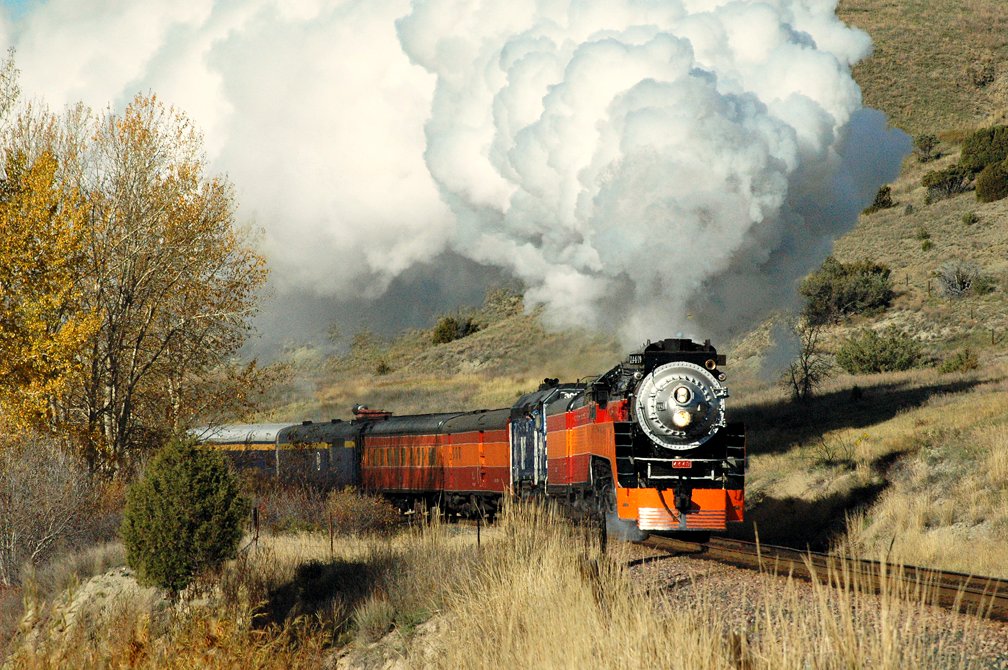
[835,328,922,374]
[799,257,893,325]
[975,159,1008,203]
[862,185,894,214]
[960,125,1008,174]
[120,438,249,595]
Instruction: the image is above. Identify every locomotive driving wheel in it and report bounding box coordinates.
[591,459,615,551]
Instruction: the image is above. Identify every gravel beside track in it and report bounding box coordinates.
[626,543,1008,669]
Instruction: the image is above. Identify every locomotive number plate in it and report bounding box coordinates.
[671,460,692,469]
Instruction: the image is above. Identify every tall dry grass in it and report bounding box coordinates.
[843,403,1008,577]
[409,504,974,669]
[5,503,985,669]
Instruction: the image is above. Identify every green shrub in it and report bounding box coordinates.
[973,274,997,295]
[120,438,249,595]
[835,328,922,374]
[960,125,1008,174]
[938,348,979,374]
[432,315,480,344]
[799,256,893,325]
[922,164,970,201]
[975,159,1008,203]
[863,185,894,214]
[961,211,979,225]
[921,239,933,252]
[914,134,939,162]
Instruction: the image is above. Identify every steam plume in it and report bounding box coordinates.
[397,0,909,343]
[1,0,908,347]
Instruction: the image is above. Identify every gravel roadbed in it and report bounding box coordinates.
[626,544,1008,669]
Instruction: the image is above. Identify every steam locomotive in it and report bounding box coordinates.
[196,338,746,534]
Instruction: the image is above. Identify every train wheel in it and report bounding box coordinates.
[591,460,615,516]
[590,460,615,553]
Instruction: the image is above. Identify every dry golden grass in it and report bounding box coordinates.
[838,0,1008,135]
[5,503,983,664]
[736,362,1008,578]
[7,505,982,669]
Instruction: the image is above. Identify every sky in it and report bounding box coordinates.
[0,0,909,355]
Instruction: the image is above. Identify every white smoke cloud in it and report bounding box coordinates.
[2,0,908,348]
[397,0,909,342]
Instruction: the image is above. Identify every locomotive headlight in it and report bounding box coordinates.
[634,361,727,450]
[672,409,692,428]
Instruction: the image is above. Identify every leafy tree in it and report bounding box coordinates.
[835,328,922,374]
[120,438,248,596]
[959,125,1008,174]
[0,151,99,430]
[799,256,893,325]
[7,95,268,469]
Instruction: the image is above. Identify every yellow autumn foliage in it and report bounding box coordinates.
[0,150,98,431]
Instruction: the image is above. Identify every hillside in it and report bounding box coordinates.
[838,0,1008,135]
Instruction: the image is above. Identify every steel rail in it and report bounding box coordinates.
[638,535,1008,622]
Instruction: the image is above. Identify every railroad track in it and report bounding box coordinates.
[638,535,1008,622]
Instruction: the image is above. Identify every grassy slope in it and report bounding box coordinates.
[838,0,1008,135]
[260,1,1008,577]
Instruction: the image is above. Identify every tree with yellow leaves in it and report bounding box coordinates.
[0,64,270,470]
[55,95,269,469]
[0,150,98,430]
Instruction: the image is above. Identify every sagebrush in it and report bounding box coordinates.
[799,256,893,325]
[835,328,922,374]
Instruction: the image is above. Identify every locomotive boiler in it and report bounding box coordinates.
[196,338,746,534]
